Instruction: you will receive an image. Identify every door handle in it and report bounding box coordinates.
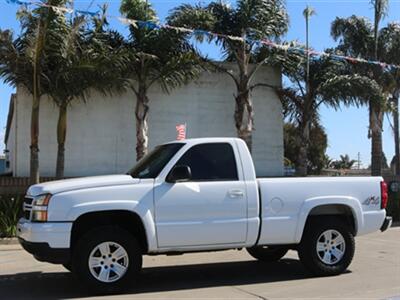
[228,189,244,198]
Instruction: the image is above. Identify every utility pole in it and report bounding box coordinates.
[357,152,361,170]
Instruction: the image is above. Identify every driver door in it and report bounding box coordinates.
[154,142,248,248]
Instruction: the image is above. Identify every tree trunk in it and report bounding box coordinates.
[296,119,310,176]
[30,42,42,185]
[370,1,383,176]
[56,102,67,179]
[30,94,40,184]
[29,6,50,184]
[393,92,400,175]
[135,87,150,161]
[234,81,254,152]
[370,101,383,176]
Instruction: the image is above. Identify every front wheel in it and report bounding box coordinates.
[71,226,142,294]
[298,217,355,276]
[247,245,289,262]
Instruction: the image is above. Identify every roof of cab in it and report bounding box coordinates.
[163,137,242,145]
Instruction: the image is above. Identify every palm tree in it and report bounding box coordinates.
[0,30,35,97]
[331,13,391,176]
[0,0,65,183]
[274,46,383,176]
[120,0,203,161]
[46,10,128,178]
[331,154,357,170]
[380,22,400,174]
[167,0,288,151]
[370,0,388,176]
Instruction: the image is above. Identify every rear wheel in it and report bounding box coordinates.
[247,245,289,262]
[298,217,355,276]
[71,226,142,294]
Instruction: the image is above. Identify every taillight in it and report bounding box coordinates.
[380,181,388,209]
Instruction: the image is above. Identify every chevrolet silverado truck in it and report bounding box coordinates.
[17,138,392,293]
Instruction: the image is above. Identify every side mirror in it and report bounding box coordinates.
[167,165,192,183]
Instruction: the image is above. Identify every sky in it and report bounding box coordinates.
[0,0,399,167]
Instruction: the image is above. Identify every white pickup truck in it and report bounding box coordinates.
[17,138,392,293]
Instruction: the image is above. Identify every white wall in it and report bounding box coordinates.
[10,65,284,177]
[5,97,16,174]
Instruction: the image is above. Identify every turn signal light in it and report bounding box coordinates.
[31,210,48,222]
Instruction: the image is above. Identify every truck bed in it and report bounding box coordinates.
[256,176,385,245]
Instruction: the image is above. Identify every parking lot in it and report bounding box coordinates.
[0,227,399,299]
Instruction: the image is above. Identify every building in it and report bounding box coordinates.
[0,155,6,174]
[4,64,284,177]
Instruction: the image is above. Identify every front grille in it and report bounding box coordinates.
[24,197,33,205]
[24,210,31,220]
[23,196,33,220]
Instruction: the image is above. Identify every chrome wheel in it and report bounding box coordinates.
[316,229,346,265]
[88,241,129,283]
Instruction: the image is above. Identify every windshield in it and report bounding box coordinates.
[129,143,184,179]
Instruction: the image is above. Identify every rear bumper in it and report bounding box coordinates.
[18,238,70,264]
[380,216,392,232]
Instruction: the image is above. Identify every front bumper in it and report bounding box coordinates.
[17,218,72,264]
[380,216,392,232]
[18,238,70,264]
[17,218,72,248]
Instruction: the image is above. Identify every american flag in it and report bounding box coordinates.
[176,124,186,140]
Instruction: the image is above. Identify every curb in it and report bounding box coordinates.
[0,237,19,245]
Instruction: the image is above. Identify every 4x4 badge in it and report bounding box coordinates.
[363,196,380,206]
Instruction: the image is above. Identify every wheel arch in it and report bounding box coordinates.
[70,210,149,254]
[295,197,363,243]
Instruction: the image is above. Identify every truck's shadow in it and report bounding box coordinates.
[0,259,321,299]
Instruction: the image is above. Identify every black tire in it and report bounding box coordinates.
[63,262,72,272]
[71,226,142,294]
[247,245,289,262]
[298,216,355,276]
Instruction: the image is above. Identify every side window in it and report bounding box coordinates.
[176,143,238,181]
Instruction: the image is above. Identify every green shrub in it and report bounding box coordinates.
[0,195,24,238]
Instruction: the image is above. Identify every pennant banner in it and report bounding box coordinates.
[4,0,400,71]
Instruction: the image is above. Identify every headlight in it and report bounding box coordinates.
[31,194,51,222]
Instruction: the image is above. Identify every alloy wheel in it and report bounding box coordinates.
[88,241,129,283]
[316,229,346,265]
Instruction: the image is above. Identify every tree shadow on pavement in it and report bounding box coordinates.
[0,258,320,299]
